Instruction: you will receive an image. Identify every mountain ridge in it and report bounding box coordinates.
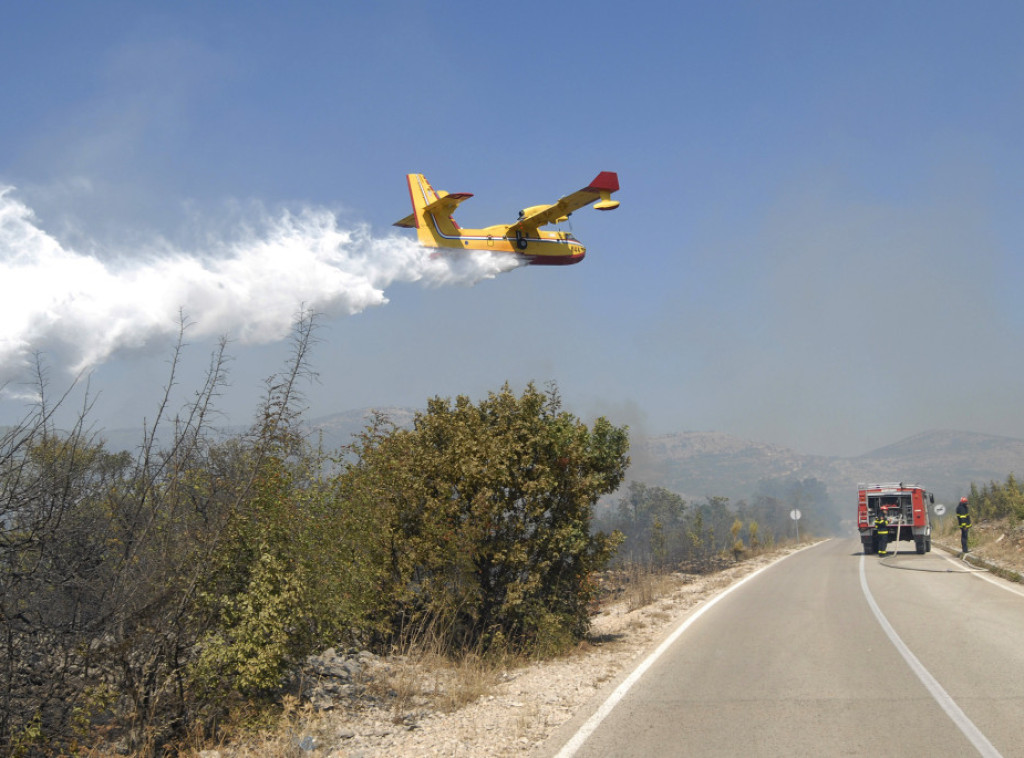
[85,409,1024,508]
[301,411,1024,508]
[630,426,1024,507]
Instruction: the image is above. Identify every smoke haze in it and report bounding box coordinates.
[4,3,1024,458]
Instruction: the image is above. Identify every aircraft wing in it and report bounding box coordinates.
[511,171,620,231]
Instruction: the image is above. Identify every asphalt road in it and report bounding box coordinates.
[539,538,1024,757]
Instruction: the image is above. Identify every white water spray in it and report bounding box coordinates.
[0,187,523,380]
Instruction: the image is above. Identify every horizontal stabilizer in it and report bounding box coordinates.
[394,172,475,228]
[423,191,474,217]
[395,191,474,228]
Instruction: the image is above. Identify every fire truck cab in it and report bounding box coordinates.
[858,482,934,555]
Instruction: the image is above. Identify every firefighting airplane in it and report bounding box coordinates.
[393,171,620,265]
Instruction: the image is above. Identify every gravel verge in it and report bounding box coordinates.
[209,547,806,758]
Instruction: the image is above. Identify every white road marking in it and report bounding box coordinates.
[937,552,1024,598]
[859,554,1003,758]
[553,543,821,758]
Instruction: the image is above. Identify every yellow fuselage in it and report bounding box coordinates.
[428,218,586,265]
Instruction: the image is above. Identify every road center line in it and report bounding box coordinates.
[859,554,1003,758]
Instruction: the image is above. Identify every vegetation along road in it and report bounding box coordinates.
[539,538,1024,757]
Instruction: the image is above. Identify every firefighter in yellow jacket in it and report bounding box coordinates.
[875,507,890,557]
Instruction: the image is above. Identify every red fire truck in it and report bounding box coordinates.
[858,482,935,555]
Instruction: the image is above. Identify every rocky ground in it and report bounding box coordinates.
[198,548,802,758]
[199,529,1024,758]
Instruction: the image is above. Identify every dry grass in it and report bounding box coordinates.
[514,702,539,740]
[367,649,505,716]
[174,695,331,758]
[934,516,1024,581]
[983,535,1024,569]
[961,518,1024,580]
[974,519,1024,559]
[616,565,686,612]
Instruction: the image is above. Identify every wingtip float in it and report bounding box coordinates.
[394,172,620,265]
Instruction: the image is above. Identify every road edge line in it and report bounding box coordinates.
[552,542,822,758]
[859,553,1003,758]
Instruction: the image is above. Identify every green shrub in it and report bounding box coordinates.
[340,382,629,654]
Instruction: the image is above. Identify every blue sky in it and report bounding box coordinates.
[2,1,1023,457]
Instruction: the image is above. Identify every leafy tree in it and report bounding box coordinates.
[730,517,745,559]
[0,326,630,754]
[596,486,756,570]
[966,474,1024,521]
[602,481,687,566]
[686,508,707,569]
[340,382,629,653]
[0,313,323,755]
[748,519,761,549]
[0,415,132,755]
[746,477,835,540]
[187,312,372,704]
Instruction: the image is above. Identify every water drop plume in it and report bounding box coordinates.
[0,187,523,379]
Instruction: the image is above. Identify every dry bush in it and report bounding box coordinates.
[983,528,1024,565]
[622,565,683,612]
[952,517,1024,580]
[364,645,506,719]
[177,695,330,758]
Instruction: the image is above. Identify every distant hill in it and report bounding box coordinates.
[89,410,1024,512]
[92,406,419,454]
[629,432,834,503]
[830,429,1024,504]
[300,417,1024,512]
[305,407,417,450]
[629,428,1024,510]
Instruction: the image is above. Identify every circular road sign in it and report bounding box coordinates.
[790,509,802,521]
[934,504,946,516]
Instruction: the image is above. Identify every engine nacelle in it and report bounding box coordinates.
[519,204,551,219]
[518,204,570,224]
